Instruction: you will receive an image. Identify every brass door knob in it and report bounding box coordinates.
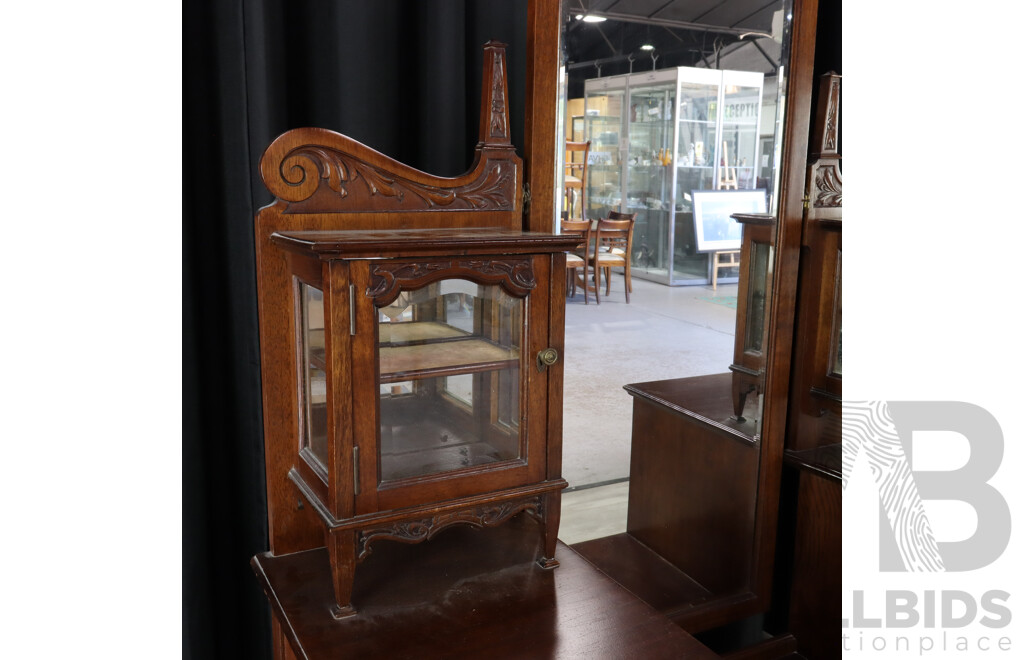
[537,347,559,372]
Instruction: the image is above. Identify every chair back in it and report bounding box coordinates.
[564,141,591,221]
[560,219,592,255]
[594,218,633,261]
[607,210,636,222]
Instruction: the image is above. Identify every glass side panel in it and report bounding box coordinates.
[584,90,625,220]
[743,242,771,353]
[673,79,722,284]
[719,83,763,190]
[626,83,675,282]
[299,283,328,468]
[377,279,523,482]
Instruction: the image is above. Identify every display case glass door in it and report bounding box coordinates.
[718,71,765,191]
[625,71,677,284]
[672,68,724,283]
[583,75,627,221]
[348,260,550,514]
[376,278,524,482]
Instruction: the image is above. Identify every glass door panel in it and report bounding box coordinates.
[673,74,722,284]
[719,73,765,190]
[626,80,675,283]
[584,77,627,221]
[376,279,523,482]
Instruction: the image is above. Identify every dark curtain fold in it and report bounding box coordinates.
[183,1,527,658]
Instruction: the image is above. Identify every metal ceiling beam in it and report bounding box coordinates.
[576,11,773,39]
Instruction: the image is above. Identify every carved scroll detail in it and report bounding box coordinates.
[275,146,519,212]
[368,258,536,306]
[813,164,843,208]
[356,497,542,560]
[458,259,537,291]
[367,262,452,302]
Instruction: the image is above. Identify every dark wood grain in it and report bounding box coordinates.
[747,0,822,613]
[625,375,759,597]
[271,228,579,260]
[786,469,840,660]
[524,0,561,233]
[252,515,718,660]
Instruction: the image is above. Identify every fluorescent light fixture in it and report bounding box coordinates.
[640,44,654,51]
[581,14,607,23]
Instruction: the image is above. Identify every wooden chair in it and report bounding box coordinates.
[561,218,593,304]
[591,217,634,304]
[564,140,590,221]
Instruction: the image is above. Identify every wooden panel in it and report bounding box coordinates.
[626,388,759,595]
[787,469,841,660]
[252,515,718,660]
[524,0,561,233]
[748,0,822,610]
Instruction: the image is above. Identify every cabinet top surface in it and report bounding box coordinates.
[624,373,758,444]
[272,227,580,259]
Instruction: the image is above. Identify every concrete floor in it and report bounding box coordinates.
[561,272,739,489]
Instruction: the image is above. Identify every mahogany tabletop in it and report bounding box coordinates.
[251,514,719,659]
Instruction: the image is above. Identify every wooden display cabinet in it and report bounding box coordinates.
[271,228,575,618]
[252,41,578,621]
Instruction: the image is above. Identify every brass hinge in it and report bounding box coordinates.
[802,194,810,210]
[522,183,532,214]
[353,446,360,495]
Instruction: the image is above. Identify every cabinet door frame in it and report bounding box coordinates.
[349,255,551,515]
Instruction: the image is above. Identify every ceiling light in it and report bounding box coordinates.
[581,15,607,23]
[640,44,654,51]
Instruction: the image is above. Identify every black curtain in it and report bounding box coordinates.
[183,1,527,658]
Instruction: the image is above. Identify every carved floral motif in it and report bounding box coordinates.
[458,259,537,291]
[489,52,508,139]
[369,258,535,306]
[814,163,842,208]
[823,78,840,153]
[356,497,541,560]
[367,262,451,301]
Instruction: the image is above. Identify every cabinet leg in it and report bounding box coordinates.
[326,529,358,619]
[731,379,756,421]
[537,491,561,570]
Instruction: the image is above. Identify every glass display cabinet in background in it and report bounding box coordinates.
[581,75,626,221]
[583,67,764,285]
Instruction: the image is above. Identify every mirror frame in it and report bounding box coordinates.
[547,0,825,629]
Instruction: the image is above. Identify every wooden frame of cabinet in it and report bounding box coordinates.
[254,18,566,650]
[268,228,575,618]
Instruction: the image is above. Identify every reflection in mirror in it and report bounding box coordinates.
[557,0,792,434]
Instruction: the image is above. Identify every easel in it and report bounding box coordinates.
[711,249,740,289]
[717,141,738,190]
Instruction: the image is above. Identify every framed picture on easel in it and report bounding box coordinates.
[692,189,768,252]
